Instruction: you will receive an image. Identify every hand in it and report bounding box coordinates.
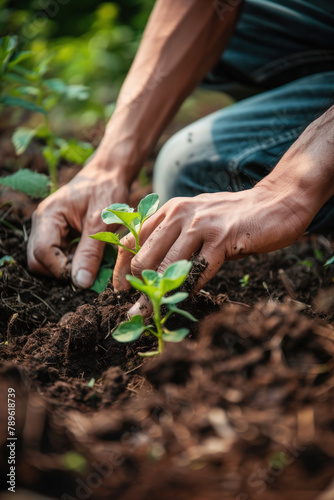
[27,159,129,288]
[113,184,312,297]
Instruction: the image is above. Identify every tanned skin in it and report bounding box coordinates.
[27,1,334,308]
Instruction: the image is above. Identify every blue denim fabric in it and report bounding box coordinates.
[153,1,334,233]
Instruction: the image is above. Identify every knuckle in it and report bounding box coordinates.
[27,255,39,272]
[120,234,135,249]
[33,243,47,262]
[170,197,188,213]
[131,255,145,278]
[79,245,102,265]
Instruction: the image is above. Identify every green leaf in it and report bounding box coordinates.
[44,78,67,94]
[101,203,132,224]
[8,51,33,69]
[86,377,95,388]
[126,274,151,294]
[167,304,197,322]
[36,57,52,77]
[112,315,146,342]
[12,127,36,155]
[62,451,87,473]
[0,36,16,67]
[160,260,192,294]
[16,86,39,97]
[0,169,49,198]
[64,84,90,101]
[162,328,189,342]
[138,193,159,222]
[0,255,14,267]
[42,146,60,171]
[138,350,160,358]
[142,269,160,286]
[324,255,334,267]
[0,96,46,114]
[299,260,313,269]
[3,73,30,85]
[89,232,120,245]
[161,292,188,305]
[59,139,94,165]
[105,209,140,228]
[90,267,113,294]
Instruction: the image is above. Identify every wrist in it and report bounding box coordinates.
[256,107,334,223]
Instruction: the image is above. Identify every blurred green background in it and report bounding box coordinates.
[1,0,154,134]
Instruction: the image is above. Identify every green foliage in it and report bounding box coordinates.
[12,127,36,154]
[0,255,14,266]
[61,451,87,473]
[324,255,334,267]
[0,255,15,279]
[0,169,49,198]
[86,377,95,388]
[0,0,154,197]
[90,244,117,293]
[299,259,313,269]
[314,249,323,261]
[90,193,159,255]
[112,260,197,357]
[0,34,95,197]
[239,274,250,288]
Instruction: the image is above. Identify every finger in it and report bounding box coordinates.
[113,209,166,290]
[192,243,225,293]
[71,210,106,289]
[113,245,134,291]
[128,294,153,318]
[127,220,180,286]
[27,212,70,279]
[155,229,203,274]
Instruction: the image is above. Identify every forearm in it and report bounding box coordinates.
[256,105,334,229]
[96,0,242,184]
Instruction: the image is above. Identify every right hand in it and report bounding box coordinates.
[27,158,129,288]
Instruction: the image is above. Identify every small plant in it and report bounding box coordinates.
[324,255,334,267]
[239,274,250,287]
[299,259,313,268]
[112,260,197,357]
[89,193,159,254]
[0,35,93,196]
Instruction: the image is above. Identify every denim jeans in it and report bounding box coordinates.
[153,1,334,233]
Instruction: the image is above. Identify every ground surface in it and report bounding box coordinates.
[0,213,334,500]
[1,91,334,500]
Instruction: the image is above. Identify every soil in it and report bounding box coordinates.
[0,207,334,500]
[1,99,334,499]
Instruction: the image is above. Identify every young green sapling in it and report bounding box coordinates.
[90,194,197,353]
[89,193,159,254]
[112,260,197,357]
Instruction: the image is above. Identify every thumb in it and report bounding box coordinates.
[72,214,105,289]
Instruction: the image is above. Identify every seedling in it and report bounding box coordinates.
[89,193,159,255]
[299,259,313,269]
[0,35,93,196]
[112,260,197,357]
[239,274,250,287]
[324,255,334,267]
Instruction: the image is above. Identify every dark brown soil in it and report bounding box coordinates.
[0,208,334,499]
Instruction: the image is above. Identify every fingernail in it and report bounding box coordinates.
[128,301,142,318]
[128,298,152,319]
[75,269,94,288]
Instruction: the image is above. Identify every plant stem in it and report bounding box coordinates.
[152,298,164,354]
[134,231,141,253]
[118,243,137,255]
[45,115,57,193]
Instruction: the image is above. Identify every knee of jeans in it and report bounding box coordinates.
[153,129,194,205]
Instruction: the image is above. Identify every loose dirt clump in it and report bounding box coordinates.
[0,215,334,500]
